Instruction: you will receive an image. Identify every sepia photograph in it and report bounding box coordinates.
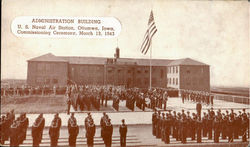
[1,0,250,146]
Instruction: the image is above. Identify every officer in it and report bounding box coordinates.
[242,114,248,142]
[68,113,79,147]
[196,116,202,143]
[152,109,157,136]
[156,111,161,138]
[49,120,60,147]
[37,113,45,144]
[172,111,178,140]
[119,119,127,147]
[221,114,228,139]
[213,116,220,143]
[86,120,96,147]
[165,114,171,144]
[227,116,234,143]
[207,113,213,140]
[104,119,113,147]
[100,112,107,140]
[67,96,71,115]
[32,119,40,146]
[196,102,202,118]
[19,113,29,144]
[53,113,62,137]
[181,115,187,144]
[85,113,92,129]
[10,109,15,124]
[0,116,3,144]
[160,113,165,141]
[190,113,196,140]
[10,120,19,147]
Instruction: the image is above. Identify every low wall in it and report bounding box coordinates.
[214,93,250,105]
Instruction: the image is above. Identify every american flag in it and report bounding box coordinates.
[140,11,157,55]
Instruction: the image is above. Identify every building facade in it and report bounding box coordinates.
[27,49,210,92]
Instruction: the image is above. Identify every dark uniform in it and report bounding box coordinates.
[196,117,202,143]
[49,120,60,147]
[104,119,113,147]
[0,116,6,144]
[68,115,79,147]
[164,115,171,144]
[19,113,29,144]
[152,110,157,136]
[227,117,234,143]
[86,121,96,147]
[156,112,161,138]
[10,121,19,147]
[207,114,213,140]
[242,115,248,142]
[119,120,127,147]
[196,102,202,118]
[67,98,71,115]
[213,117,220,143]
[181,116,187,144]
[32,120,40,146]
[100,113,107,140]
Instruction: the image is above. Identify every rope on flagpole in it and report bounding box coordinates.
[150,40,152,90]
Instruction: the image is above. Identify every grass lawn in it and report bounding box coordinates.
[1,95,67,114]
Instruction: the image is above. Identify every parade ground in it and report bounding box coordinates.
[1,96,249,127]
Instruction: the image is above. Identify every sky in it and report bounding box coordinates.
[1,0,250,87]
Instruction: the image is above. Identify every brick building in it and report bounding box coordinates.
[27,49,210,92]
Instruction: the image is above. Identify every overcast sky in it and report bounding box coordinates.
[2,0,249,87]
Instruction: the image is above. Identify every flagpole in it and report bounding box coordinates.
[150,42,152,90]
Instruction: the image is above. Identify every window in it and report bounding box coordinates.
[37,63,45,71]
[117,69,121,73]
[176,66,178,73]
[144,78,148,85]
[36,77,43,83]
[145,70,148,73]
[128,70,131,73]
[45,79,50,84]
[137,70,141,74]
[152,78,156,85]
[160,69,164,79]
[187,70,190,74]
[45,63,51,72]
[173,67,175,73]
[137,78,141,85]
[169,78,171,84]
[173,78,175,85]
[176,78,178,85]
[53,79,58,84]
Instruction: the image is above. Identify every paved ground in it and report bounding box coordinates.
[2,125,249,147]
[1,97,249,127]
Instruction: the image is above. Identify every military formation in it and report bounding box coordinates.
[180,89,214,105]
[66,85,125,112]
[1,85,65,98]
[0,110,128,147]
[0,110,29,146]
[152,108,250,144]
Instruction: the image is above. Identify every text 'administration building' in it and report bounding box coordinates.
[27,49,210,92]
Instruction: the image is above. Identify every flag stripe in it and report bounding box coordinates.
[140,11,157,55]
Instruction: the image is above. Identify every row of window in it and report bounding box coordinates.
[168,66,178,74]
[36,77,58,84]
[107,69,164,79]
[168,78,178,85]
